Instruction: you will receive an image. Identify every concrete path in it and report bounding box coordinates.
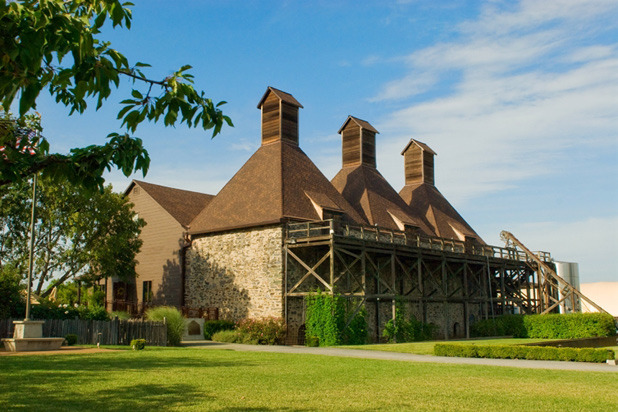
[182,341,618,373]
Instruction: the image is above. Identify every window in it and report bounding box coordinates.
[404,224,420,234]
[142,281,153,304]
[322,208,343,221]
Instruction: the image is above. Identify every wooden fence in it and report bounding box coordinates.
[1,318,167,346]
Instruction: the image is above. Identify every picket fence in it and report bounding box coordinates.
[0,318,167,346]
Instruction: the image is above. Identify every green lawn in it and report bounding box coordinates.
[340,338,557,355]
[1,348,616,411]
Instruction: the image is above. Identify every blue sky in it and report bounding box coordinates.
[36,0,617,284]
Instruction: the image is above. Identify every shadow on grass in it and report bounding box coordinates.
[5,382,206,411]
[1,350,245,374]
[1,351,255,410]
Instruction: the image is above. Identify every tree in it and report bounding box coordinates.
[0,176,145,297]
[0,266,23,318]
[0,0,232,189]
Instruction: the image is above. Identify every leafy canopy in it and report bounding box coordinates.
[0,176,145,298]
[0,0,232,189]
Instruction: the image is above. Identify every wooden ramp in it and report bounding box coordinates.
[500,231,608,315]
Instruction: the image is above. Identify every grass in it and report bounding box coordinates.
[340,338,557,355]
[1,347,616,411]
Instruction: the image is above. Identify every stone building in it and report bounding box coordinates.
[114,87,550,342]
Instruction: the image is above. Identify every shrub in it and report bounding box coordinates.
[305,292,367,346]
[343,308,368,345]
[471,313,616,339]
[0,267,23,319]
[471,314,526,338]
[145,306,185,346]
[211,329,257,345]
[382,300,434,343]
[434,343,614,363]
[65,334,78,346]
[110,311,131,320]
[203,320,235,340]
[523,313,616,339]
[14,300,110,321]
[305,336,320,347]
[237,317,286,345]
[77,305,109,321]
[130,339,146,350]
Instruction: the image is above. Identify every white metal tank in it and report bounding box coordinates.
[555,261,581,313]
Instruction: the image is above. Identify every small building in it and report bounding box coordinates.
[106,181,213,314]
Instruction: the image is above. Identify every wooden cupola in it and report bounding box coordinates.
[401,139,437,186]
[257,86,303,146]
[338,116,379,168]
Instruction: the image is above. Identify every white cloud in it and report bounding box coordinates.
[369,72,438,101]
[371,0,618,203]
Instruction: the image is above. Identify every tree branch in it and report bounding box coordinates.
[116,69,168,88]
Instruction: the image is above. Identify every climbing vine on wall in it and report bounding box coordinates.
[304,291,367,346]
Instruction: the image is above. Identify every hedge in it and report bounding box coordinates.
[471,313,616,339]
[523,313,616,339]
[203,320,235,340]
[434,343,614,363]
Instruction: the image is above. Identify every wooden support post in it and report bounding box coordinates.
[442,257,449,340]
[418,257,426,324]
[463,262,470,339]
[284,244,289,329]
[329,237,335,295]
[391,252,396,327]
[500,266,506,314]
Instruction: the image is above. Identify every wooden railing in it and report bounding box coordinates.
[286,220,552,263]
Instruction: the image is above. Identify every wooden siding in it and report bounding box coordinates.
[423,150,435,185]
[261,92,280,145]
[110,185,186,310]
[404,147,423,185]
[404,144,434,185]
[342,123,361,167]
[261,92,299,146]
[280,102,299,145]
[361,129,376,168]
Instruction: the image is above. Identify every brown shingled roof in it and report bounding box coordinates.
[331,165,433,234]
[401,138,437,156]
[338,115,379,134]
[257,86,304,109]
[399,182,485,244]
[189,141,365,234]
[127,180,214,228]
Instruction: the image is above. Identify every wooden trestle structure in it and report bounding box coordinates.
[500,231,607,316]
[283,220,559,342]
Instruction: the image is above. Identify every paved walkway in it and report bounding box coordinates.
[182,341,618,373]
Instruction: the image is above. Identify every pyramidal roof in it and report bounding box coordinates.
[399,182,485,244]
[332,116,433,234]
[399,138,484,243]
[332,165,433,234]
[126,180,214,228]
[189,140,366,234]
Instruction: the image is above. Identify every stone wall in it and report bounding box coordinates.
[185,225,284,322]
